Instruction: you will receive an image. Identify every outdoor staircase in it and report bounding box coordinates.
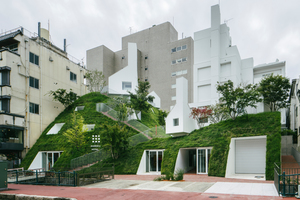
[101,111,152,139]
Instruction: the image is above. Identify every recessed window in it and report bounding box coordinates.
[182,45,187,50]
[29,52,39,65]
[0,70,10,86]
[29,76,39,89]
[29,102,39,114]
[70,72,77,82]
[145,67,148,70]
[182,57,187,62]
[177,58,182,63]
[0,99,10,113]
[176,46,181,51]
[173,118,179,126]
[122,82,132,90]
[171,47,176,53]
[199,117,208,123]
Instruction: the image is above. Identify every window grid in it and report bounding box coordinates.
[29,52,39,65]
[171,44,187,53]
[29,76,39,89]
[29,102,39,114]
[70,72,77,82]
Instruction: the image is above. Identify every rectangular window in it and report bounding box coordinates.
[182,57,187,62]
[122,82,132,90]
[182,45,187,50]
[176,46,181,51]
[0,71,10,86]
[29,102,39,114]
[29,76,39,89]
[171,60,176,65]
[173,118,179,126]
[171,47,176,53]
[0,99,10,113]
[70,72,77,82]
[177,58,182,63]
[29,52,39,65]
[199,117,208,123]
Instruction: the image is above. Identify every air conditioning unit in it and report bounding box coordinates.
[66,66,70,70]
[49,56,53,62]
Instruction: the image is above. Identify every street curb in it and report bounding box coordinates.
[0,193,77,200]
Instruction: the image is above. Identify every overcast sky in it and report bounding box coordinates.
[1,0,300,79]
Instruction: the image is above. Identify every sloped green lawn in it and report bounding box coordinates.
[82,112,281,180]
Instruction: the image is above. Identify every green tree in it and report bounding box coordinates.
[85,69,106,93]
[217,80,261,120]
[48,88,78,108]
[128,81,155,120]
[63,112,88,151]
[107,96,132,122]
[100,123,129,159]
[207,103,230,124]
[258,74,290,111]
[158,110,168,126]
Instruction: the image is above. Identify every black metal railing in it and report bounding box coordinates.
[8,170,77,186]
[274,162,300,197]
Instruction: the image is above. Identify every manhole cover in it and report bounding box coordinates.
[209,196,218,198]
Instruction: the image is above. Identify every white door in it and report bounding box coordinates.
[235,138,266,174]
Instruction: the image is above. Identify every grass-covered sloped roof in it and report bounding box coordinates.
[86,111,280,180]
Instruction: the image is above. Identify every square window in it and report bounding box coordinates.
[29,102,39,114]
[29,76,39,89]
[182,45,187,50]
[182,57,187,62]
[176,46,181,51]
[122,82,132,90]
[173,118,179,126]
[29,52,39,65]
[171,47,176,53]
[177,59,182,63]
[70,72,77,82]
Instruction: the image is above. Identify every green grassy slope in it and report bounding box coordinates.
[83,112,281,180]
[21,92,152,170]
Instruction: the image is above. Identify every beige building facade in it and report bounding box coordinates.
[87,22,194,111]
[0,25,87,160]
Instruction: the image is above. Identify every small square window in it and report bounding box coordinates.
[182,45,187,50]
[29,102,39,114]
[182,57,187,62]
[122,82,132,90]
[171,48,176,53]
[176,46,181,51]
[29,52,39,65]
[177,59,182,63]
[29,76,39,89]
[172,60,176,65]
[70,72,77,82]
[173,118,179,126]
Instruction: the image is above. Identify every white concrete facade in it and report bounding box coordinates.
[108,43,138,95]
[166,77,196,137]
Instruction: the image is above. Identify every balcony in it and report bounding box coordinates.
[0,113,24,151]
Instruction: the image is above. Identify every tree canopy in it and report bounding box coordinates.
[85,69,106,93]
[100,123,129,160]
[217,80,261,120]
[128,81,155,119]
[48,88,78,108]
[258,74,290,111]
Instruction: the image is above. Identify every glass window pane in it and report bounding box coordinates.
[198,149,206,173]
[146,151,149,172]
[182,45,187,50]
[171,48,176,53]
[177,46,181,51]
[158,151,162,171]
[150,151,157,172]
[182,57,187,62]
[54,153,59,163]
[29,52,34,63]
[48,153,53,169]
[35,79,39,89]
[29,77,34,87]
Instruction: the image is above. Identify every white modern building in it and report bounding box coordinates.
[0,23,88,160]
[289,78,300,146]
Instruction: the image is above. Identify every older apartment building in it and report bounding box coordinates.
[87,22,194,111]
[0,24,87,160]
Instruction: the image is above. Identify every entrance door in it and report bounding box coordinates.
[150,151,157,172]
[196,148,211,174]
[146,150,163,173]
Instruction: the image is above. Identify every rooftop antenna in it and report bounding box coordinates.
[129,27,133,34]
[224,18,233,24]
